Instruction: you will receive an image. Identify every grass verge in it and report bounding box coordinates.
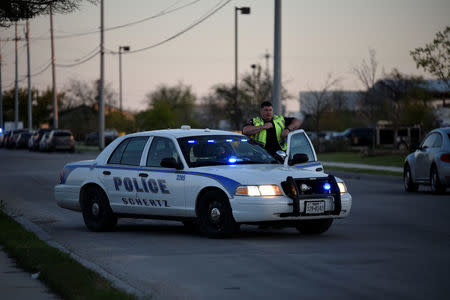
[0,209,136,300]
[324,166,403,177]
[318,152,405,167]
[75,143,101,154]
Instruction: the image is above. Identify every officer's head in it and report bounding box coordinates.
[260,101,273,122]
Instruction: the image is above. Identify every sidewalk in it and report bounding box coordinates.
[0,249,59,300]
[322,161,403,173]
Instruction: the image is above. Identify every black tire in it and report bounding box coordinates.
[404,164,418,192]
[81,186,117,232]
[197,190,236,238]
[430,166,445,194]
[296,218,333,235]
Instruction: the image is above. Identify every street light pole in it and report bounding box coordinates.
[50,6,58,129]
[272,0,282,115]
[99,0,104,149]
[14,23,19,130]
[234,7,250,109]
[118,45,130,112]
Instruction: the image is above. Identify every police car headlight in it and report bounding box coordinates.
[337,182,347,194]
[235,185,283,197]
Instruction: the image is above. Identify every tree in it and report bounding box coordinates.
[201,64,290,131]
[1,87,63,128]
[0,0,97,27]
[353,48,383,150]
[136,83,199,130]
[63,79,117,110]
[377,69,435,135]
[410,26,450,89]
[300,73,341,141]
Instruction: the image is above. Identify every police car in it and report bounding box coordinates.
[55,126,352,238]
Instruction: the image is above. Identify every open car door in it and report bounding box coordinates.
[284,130,324,172]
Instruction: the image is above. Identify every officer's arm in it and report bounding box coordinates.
[280,118,302,139]
[243,123,272,136]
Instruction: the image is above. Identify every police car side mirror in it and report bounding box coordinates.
[160,157,183,170]
[274,150,287,163]
[288,153,309,166]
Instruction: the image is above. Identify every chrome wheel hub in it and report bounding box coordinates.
[210,207,221,223]
[91,202,100,217]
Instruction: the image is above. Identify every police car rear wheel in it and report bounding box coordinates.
[81,186,117,232]
[296,218,333,235]
[198,190,236,238]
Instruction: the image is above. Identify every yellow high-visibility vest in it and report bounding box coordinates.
[252,115,287,150]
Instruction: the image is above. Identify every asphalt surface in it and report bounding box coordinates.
[0,149,449,300]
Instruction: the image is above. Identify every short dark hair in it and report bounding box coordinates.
[260,101,272,108]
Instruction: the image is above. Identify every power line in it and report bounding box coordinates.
[56,50,99,67]
[57,45,99,63]
[30,62,52,77]
[112,0,231,55]
[29,0,202,41]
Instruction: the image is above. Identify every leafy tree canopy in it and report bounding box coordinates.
[410,26,450,89]
[0,0,97,27]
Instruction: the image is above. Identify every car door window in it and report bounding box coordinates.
[108,137,148,165]
[432,133,443,148]
[421,134,436,149]
[289,132,315,162]
[147,137,180,167]
[108,138,131,164]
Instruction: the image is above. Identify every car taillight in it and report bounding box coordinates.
[440,153,450,163]
[59,169,64,184]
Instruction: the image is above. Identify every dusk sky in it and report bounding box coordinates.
[1,0,449,113]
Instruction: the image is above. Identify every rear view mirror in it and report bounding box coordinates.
[288,153,309,166]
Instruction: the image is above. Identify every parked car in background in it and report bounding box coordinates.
[337,127,374,146]
[46,130,75,152]
[28,129,52,151]
[6,129,28,149]
[39,132,50,152]
[15,132,32,149]
[0,131,11,148]
[85,129,118,146]
[404,127,450,194]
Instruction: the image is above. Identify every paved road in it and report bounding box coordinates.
[1,149,449,300]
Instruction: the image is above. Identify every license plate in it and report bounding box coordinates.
[305,201,325,214]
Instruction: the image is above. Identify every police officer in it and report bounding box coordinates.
[243,101,301,156]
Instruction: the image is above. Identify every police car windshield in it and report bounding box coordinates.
[177,135,277,168]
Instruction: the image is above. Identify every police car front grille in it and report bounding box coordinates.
[293,178,336,195]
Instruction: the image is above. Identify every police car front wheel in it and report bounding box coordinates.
[81,186,117,232]
[197,190,236,239]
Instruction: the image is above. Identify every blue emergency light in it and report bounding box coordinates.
[228,157,237,164]
[323,183,331,191]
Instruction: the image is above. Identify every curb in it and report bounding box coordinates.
[9,213,150,299]
[326,170,404,184]
[322,162,403,172]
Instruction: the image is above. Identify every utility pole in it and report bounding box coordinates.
[14,23,19,130]
[50,6,58,129]
[0,39,3,130]
[99,0,105,149]
[272,0,282,115]
[234,7,250,113]
[26,19,32,130]
[119,45,130,112]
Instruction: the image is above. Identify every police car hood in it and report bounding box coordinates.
[193,164,327,185]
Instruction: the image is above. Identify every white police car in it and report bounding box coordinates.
[55,127,352,238]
